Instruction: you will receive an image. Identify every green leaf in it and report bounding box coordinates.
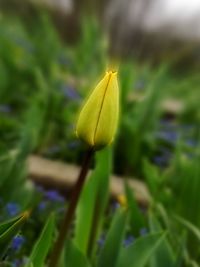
[175,215,200,241]
[97,210,127,267]
[117,232,165,267]
[63,241,91,267]
[0,211,29,258]
[187,260,200,267]
[0,213,24,236]
[74,148,111,254]
[125,182,145,235]
[149,214,176,267]
[27,213,55,267]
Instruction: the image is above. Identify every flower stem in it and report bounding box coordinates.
[48,148,94,267]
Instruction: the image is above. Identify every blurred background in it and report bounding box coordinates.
[0,0,199,171]
[0,0,200,266]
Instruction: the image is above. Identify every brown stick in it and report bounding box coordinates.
[48,149,94,267]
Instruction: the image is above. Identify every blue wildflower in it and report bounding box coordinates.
[156,130,178,144]
[12,259,21,267]
[61,85,80,100]
[11,235,25,251]
[123,235,135,247]
[97,233,106,247]
[6,203,20,217]
[153,155,168,167]
[153,146,172,167]
[12,258,29,267]
[45,190,65,202]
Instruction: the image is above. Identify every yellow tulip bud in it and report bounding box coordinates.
[76,71,119,149]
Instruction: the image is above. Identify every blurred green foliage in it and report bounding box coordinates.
[0,9,199,267]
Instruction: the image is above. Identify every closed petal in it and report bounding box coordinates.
[94,72,119,147]
[76,71,119,149]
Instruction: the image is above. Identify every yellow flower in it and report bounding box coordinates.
[76,71,119,149]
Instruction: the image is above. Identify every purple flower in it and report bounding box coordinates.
[61,85,80,100]
[123,235,135,247]
[6,203,20,217]
[11,235,25,251]
[111,201,120,213]
[153,147,172,167]
[45,190,65,202]
[153,155,169,167]
[12,258,29,267]
[156,130,178,144]
[12,259,21,267]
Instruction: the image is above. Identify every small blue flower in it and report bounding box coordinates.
[123,235,135,247]
[156,130,178,144]
[153,155,168,167]
[61,85,80,100]
[11,235,25,251]
[45,190,65,202]
[111,201,120,212]
[12,258,29,267]
[6,203,20,217]
[153,147,172,167]
[12,259,21,267]
[97,233,106,247]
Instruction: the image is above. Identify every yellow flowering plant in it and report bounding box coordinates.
[76,71,119,149]
[49,70,120,267]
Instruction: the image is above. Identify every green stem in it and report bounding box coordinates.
[48,148,94,267]
[87,195,100,258]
